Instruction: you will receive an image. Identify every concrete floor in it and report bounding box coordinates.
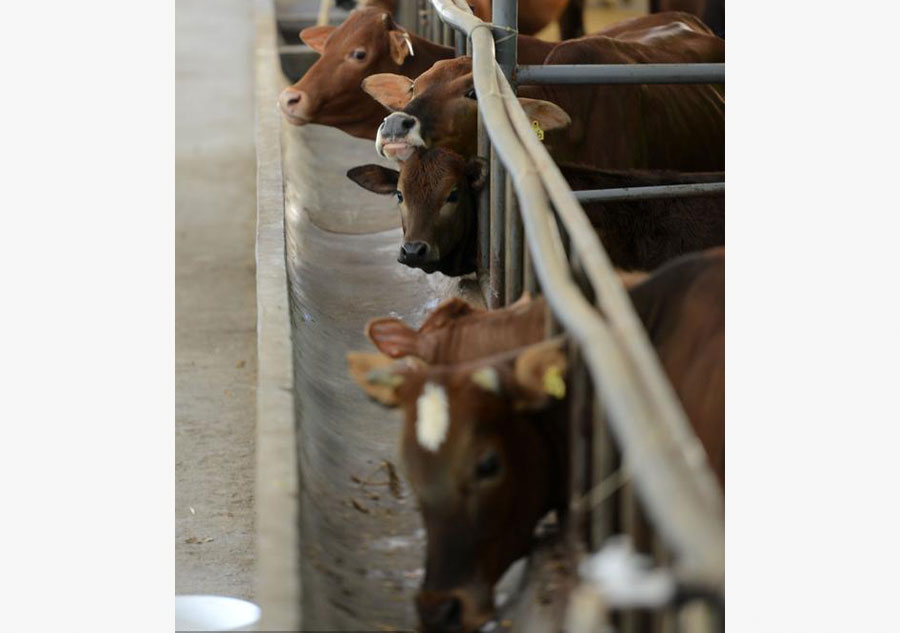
[283,120,482,630]
[175,0,257,600]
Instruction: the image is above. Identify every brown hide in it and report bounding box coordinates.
[373,13,724,171]
[363,248,725,484]
[277,7,558,140]
[349,250,724,631]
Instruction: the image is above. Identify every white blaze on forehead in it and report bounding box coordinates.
[416,382,449,452]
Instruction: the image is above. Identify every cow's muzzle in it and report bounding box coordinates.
[377,112,425,161]
[278,87,310,125]
[416,589,493,633]
[398,240,436,267]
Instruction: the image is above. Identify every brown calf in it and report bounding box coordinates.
[366,13,725,171]
[346,146,723,275]
[277,8,560,140]
[350,339,570,633]
[348,248,725,632]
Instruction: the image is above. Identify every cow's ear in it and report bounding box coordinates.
[419,297,479,333]
[300,25,336,54]
[465,157,489,192]
[347,352,423,406]
[366,317,421,359]
[347,164,400,194]
[512,338,569,409]
[362,74,414,111]
[517,98,572,132]
[381,12,414,66]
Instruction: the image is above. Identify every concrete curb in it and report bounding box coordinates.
[254,0,301,629]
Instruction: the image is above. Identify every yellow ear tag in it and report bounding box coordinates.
[531,120,545,142]
[542,365,565,399]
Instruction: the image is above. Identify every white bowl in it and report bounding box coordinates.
[175,595,261,631]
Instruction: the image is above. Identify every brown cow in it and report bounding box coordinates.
[278,7,560,139]
[345,0,582,38]
[348,248,725,632]
[367,13,725,171]
[346,146,724,275]
[350,339,570,633]
[652,0,724,38]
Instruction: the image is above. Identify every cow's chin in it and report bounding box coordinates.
[279,108,310,126]
[381,141,416,162]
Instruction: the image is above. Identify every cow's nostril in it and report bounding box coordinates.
[287,95,301,106]
[435,597,462,629]
[401,117,416,130]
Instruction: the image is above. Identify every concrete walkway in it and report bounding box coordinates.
[175,0,257,601]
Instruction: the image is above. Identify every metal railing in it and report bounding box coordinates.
[405,0,725,626]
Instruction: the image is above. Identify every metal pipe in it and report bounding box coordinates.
[397,0,419,33]
[430,0,724,591]
[432,4,441,42]
[477,112,490,283]
[574,182,725,203]
[492,0,517,81]
[516,63,726,85]
[505,175,523,304]
[316,0,332,26]
[489,146,506,308]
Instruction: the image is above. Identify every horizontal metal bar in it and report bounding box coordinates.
[575,182,725,203]
[516,63,725,85]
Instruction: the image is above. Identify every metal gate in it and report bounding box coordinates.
[399,1,725,630]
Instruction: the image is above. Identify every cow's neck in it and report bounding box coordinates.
[401,34,454,78]
[436,200,478,277]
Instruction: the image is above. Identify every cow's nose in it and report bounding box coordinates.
[418,596,462,632]
[398,241,429,264]
[279,88,309,121]
[382,112,419,138]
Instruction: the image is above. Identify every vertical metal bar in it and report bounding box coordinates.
[442,20,453,47]
[430,2,440,42]
[397,0,418,34]
[476,113,490,296]
[590,397,615,550]
[523,244,537,296]
[566,345,590,545]
[455,30,465,57]
[316,0,332,26]
[619,481,640,633]
[505,176,523,305]
[492,0,517,81]
[489,0,516,309]
[489,146,506,308]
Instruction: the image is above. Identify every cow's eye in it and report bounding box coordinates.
[394,190,403,203]
[475,450,501,480]
[446,189,459,203]
[351,48,367,61]
[465,88,477,100]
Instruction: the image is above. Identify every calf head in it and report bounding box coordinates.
[347,147,487,276]
[347,340,569,633]
[278,8,418,139]
[364,57,572,161]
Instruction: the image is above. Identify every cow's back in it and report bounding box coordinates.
[628,248,725,484]
[526,25,725,172]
